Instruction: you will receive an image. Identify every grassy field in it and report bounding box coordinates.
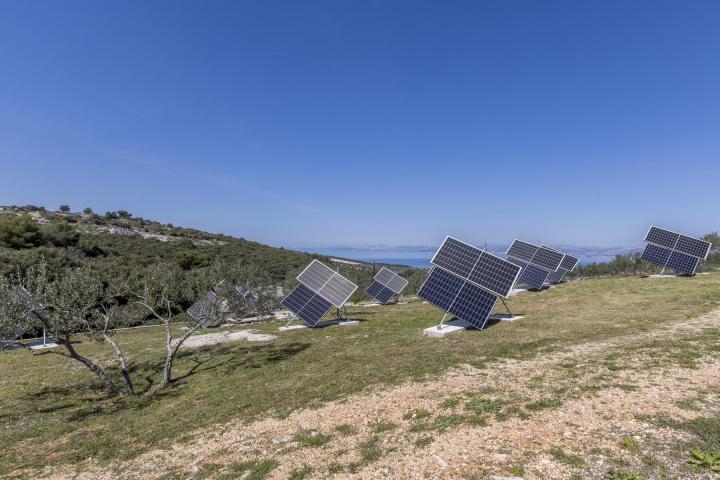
[1,272,720,476]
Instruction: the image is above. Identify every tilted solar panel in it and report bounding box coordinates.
[373,267,409,294]
[639,244,672,267]
[297,260,336,292]
[546,267,568,285]
[560,254,580,271]
[645,226,680,249]
[507,257,528,269]
[366,280,395,304]
[675,235,711,259]
[431,237,481,278]
[187,291,220,328]
[467,251,521,298]
[418,267,496,330]
[281,283,333,327]
[506,240,539,262]
[417,267,465,313]
[318,274,357,307]
[530,246,564,271]
[518,264,550,290]
[666,250,700,275]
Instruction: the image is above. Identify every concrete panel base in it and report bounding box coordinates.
[423,320,468,338]
[278,325,308,332]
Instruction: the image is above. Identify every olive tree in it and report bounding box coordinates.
[0,263,135,396]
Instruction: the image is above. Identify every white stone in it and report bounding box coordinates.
[278,325,308,332]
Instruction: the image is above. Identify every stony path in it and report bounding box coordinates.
[41,309,720,480]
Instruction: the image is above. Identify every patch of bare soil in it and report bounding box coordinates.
[39,309,720,480]
[179,330,276,350]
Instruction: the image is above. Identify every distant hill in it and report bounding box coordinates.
[0,205,424,299]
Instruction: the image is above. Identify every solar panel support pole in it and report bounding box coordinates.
[499,297,513,317]
[437,312,450,330]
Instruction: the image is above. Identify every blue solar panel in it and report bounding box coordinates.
[640,244,672,267]
[418,267,497,330]
[431,237,480,278]
[447,281,497,329]
[530,246,564,271]
[666,250,699,275]
[366,280,395,304]
[560,255,579,271]
[281,284,333,327]
[645,226,680,249]
[675,235,711,259]
[506,240,539,262]
[519,264,549,290]
[467,252,521,298]
[546,267,568,284]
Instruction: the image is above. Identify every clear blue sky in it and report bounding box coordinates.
[1,1,718,249]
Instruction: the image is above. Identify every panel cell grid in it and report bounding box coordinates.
[297,260,336,292]
[417,267,464,313]
[560,255,580,271]
[281,283,333,326]
[507,257,528,269]
[467,252,521,298]
[645,226,680,249]
[366,281,395,304]
[374,267,409,294]
[447,282,497,329]
[519,264,550,290]
[318,273,357,307]
[374,268,397,287]
[675,235,711,259]
[639,244,672,267]
[546,267,568,285]
[506,240,539,262]
[666,251,700,275]
[431,237,481,279]
[530,246,564,271]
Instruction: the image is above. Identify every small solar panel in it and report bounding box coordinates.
[559,254,580,271]
[365,281,395,304]
[417,267,464,313]
[281,283,333,326]
[467,252,521,298]
[675,235,712,259]
[187,291,220,328]
[640,244,672,267]
[431,237,481,279]
[297,260,336,292]
[645,226,680,249]
[530,246,564,271]
[506,240,539,262]
[518,264,550,290]
[546,267,568,285]
[373,267,409,294]
[666,250,700,275]
[507,257,528,269]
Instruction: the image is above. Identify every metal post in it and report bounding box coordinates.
[42,328,47,347]
[500,297,513,317]
[437,312,449,330]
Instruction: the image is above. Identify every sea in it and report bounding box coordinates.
[296,247,619,268]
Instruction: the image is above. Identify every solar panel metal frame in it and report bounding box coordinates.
[281,283,334,327]
[431,236,521,298]
[373,267,409,294]
[296,259,358,308]
[417,266,497,330]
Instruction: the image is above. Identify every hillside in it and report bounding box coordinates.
[1,273,719,478]
[0,206,425,302]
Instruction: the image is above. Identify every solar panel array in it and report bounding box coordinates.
[365,267,408,304]
[187,291,220,328]
[418,236,521,329]
[281,260,358,326]
[641,226,712,275]
[506,240,578,286]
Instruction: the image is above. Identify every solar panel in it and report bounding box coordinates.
[297,260,336,292]
[675,235,712,259]
[559,254,580,271]
[645,226,680,249]
[506,240,539,262]
[187,291,220,328]
[281,283,333,326]
[297,260,358,307]
[432,237,520,298]
[530,246,564,271]
[431,237,480,278]
[467,251,521,298]
[639,243,672,267]
[518,264,550,290]
[507,257,528,269]
[365,281,395,304]
[546,267,568,285]
[373,267,409,294]
[418,267,496,329]
[666,250,700,275]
